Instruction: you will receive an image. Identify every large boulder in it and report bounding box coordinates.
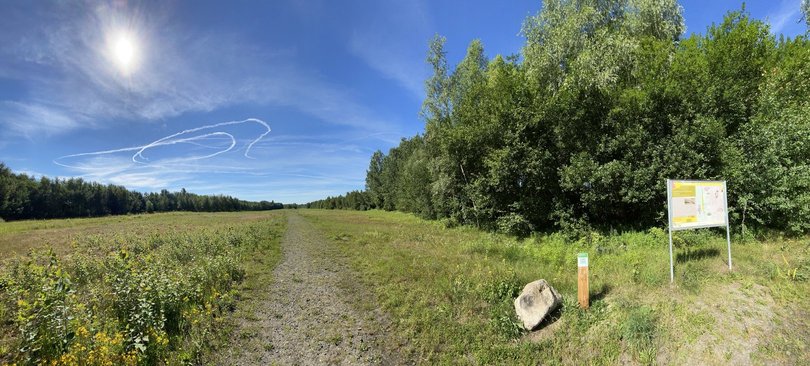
[514,279,562,330]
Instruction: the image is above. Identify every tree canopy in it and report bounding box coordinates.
[310,1,810,236]
[0,163,282,221]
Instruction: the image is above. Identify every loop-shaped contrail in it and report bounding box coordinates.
[54,118,271,170]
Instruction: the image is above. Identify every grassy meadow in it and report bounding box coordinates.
[0,211,285,365]
[301,209,810,365]
[1,208,808,365]
[0,212,282,259]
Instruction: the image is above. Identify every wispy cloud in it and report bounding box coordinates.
[767,0,803,34]
[0,1,395,137]
[348,0,430,100]
[0,101,80,138]
[0,1,414,202]
[48,117,376,202]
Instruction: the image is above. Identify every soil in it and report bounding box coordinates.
[660,282,777,365]
[219,212,397,365]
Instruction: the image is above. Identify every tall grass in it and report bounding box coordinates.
[301,209,810,365]
[0,217,283,365]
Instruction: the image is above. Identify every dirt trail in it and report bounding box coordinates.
[221,212,393,365]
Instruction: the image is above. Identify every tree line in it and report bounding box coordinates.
[0,163,282,221]
[307,190,371,211]
[309,0,810,236]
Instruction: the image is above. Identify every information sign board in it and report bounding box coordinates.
[669,180,727,230]
[666,179,732,283]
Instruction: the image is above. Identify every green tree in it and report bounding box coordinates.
[365,150,385,209]
[317,0,809,236]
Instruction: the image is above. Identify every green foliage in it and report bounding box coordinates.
[13,252,75,364]
[307,190,372,211]
[0,218,282,364]
[481,272,523,304]
[496,212,533,238]
[302,209,810,364]
[310,1,809,236]
[490,302,524,340]
[365,150,385,209]
[622,306,657,364]
[0,164,282,221]
[482,272,525,339]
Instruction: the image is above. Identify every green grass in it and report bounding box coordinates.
[300,209,810,365]
[0,211,286,365]
[0,211,281,260]
[2,209,807,364]
[206,213,287,364]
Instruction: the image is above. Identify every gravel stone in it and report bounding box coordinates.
[218,213,396,365]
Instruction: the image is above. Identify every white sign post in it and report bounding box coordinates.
[666,179,732,283]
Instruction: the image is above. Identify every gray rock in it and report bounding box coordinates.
[514,279,562,330]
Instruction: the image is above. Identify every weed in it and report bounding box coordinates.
[776,254,808,282]
[490,303,524,339]
[0,212,285,364]
[496,212,533,237]
[330,233,352,241]
[623,306,657,364]
[483,272,525,339]
[281,210,810,364]
[481,272,522,304]
[13,252,75,364]
[327,334,343,345]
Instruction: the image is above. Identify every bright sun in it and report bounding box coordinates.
[108,31,139,75]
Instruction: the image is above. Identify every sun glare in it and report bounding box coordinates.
[108,31,139,75]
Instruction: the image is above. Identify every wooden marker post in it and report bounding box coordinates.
[578,252,589,309]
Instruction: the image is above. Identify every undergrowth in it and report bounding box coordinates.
[302,209,810,365]
[0,215,283,365]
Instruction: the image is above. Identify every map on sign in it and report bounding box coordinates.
[669,180,727,230]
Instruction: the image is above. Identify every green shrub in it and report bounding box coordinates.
[0,220,279,364]
[13,253,75,364]
[496,213,533,238]
[482,272,525,339]
[623,306,657,364]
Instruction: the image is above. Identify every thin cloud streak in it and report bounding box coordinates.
[0,101,80,138]
[767,0,802,34]
[0,2,396,137]
[348,0,430,100]
[50,118,372,202]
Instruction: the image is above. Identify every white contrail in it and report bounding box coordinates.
[132,118,270,163]
[133,131,236,163]
[53,118,271,170]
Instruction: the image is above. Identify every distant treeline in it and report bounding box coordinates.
[307,191,370,211]
[0,163,282,221]
[309,1,810,235]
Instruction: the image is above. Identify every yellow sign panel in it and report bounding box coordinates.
[671,183,696,198]
[668,180,727,230]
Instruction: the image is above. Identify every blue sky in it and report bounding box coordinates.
[0,0,806,203]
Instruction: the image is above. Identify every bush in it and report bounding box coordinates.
[496,213,533,238]
[623,306,657,363]
[13,253,75,364]
[0,221,275,364]
[482,272,525,339]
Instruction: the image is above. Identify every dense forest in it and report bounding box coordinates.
[309,0,810,236]
[0,163,282,221]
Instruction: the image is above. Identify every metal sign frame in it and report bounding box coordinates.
[666,179,732,283]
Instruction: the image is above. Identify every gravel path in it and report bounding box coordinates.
[221,212,393,365]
